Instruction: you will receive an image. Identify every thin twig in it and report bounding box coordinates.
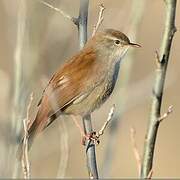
[92,4,105,37]
[82,105,115,178]
[72,105,114,161]
[147,169,153,179]
[141,0,177,178]
[21,93,34,179]
[155,51,161,68]
[83,105,115,145]
[97,105,115,137]
[39,0,78,25]
[158,105,173,122]
[130,127,141,176]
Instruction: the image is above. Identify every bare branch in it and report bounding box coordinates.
[130,127,141,176]
[97,104,115,137]
[147,169,153,179]
[92,4,105,37]
[141,0,177,178]
[82,105,115,146]
[39,0,78,25]
[21,93,34,179]
[83,115,99,179]
[158,105,173,122]
[74,0,99,178]
[155,51,161,68]
[26,93,34,126]
[78,0,89,49]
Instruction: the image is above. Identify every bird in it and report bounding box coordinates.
[17,29,140,159]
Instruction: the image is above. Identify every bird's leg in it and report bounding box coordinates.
[82,115,100,145]
[84,131,100,145]
[71,115,85,136]
[71,115,100,145]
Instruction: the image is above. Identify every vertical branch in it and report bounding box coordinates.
[40,1,98,178]
[141,0,177,178]
[22,119,30,179]
[78,0,89,49]
[21,93,33,179]
[83,115,99,179]
[78,0,99,178]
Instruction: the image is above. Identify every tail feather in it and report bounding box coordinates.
[16,109,47,161]
[16,119,40,161]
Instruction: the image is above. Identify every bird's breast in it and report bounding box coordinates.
[98,60,120,104]
[64,61,120,116]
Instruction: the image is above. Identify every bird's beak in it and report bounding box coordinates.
[128,42,141,48]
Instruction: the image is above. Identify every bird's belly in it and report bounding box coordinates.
[64,61,120,116]
[64,75,117,116]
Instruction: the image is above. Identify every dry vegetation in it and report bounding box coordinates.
[0,0,179,178]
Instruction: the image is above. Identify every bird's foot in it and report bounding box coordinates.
[81,131,100,145]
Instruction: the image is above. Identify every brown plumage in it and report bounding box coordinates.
[17,29,140,159]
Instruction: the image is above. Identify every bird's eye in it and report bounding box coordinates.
[114,40,121,45]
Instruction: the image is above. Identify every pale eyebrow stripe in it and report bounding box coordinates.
[104,35,119,41]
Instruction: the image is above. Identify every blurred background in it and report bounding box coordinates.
[0,0,179,178]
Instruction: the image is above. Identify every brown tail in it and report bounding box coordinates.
[16,109,48,161]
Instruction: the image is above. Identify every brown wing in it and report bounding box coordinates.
[41,47,102,114]
[28,47,105,135]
